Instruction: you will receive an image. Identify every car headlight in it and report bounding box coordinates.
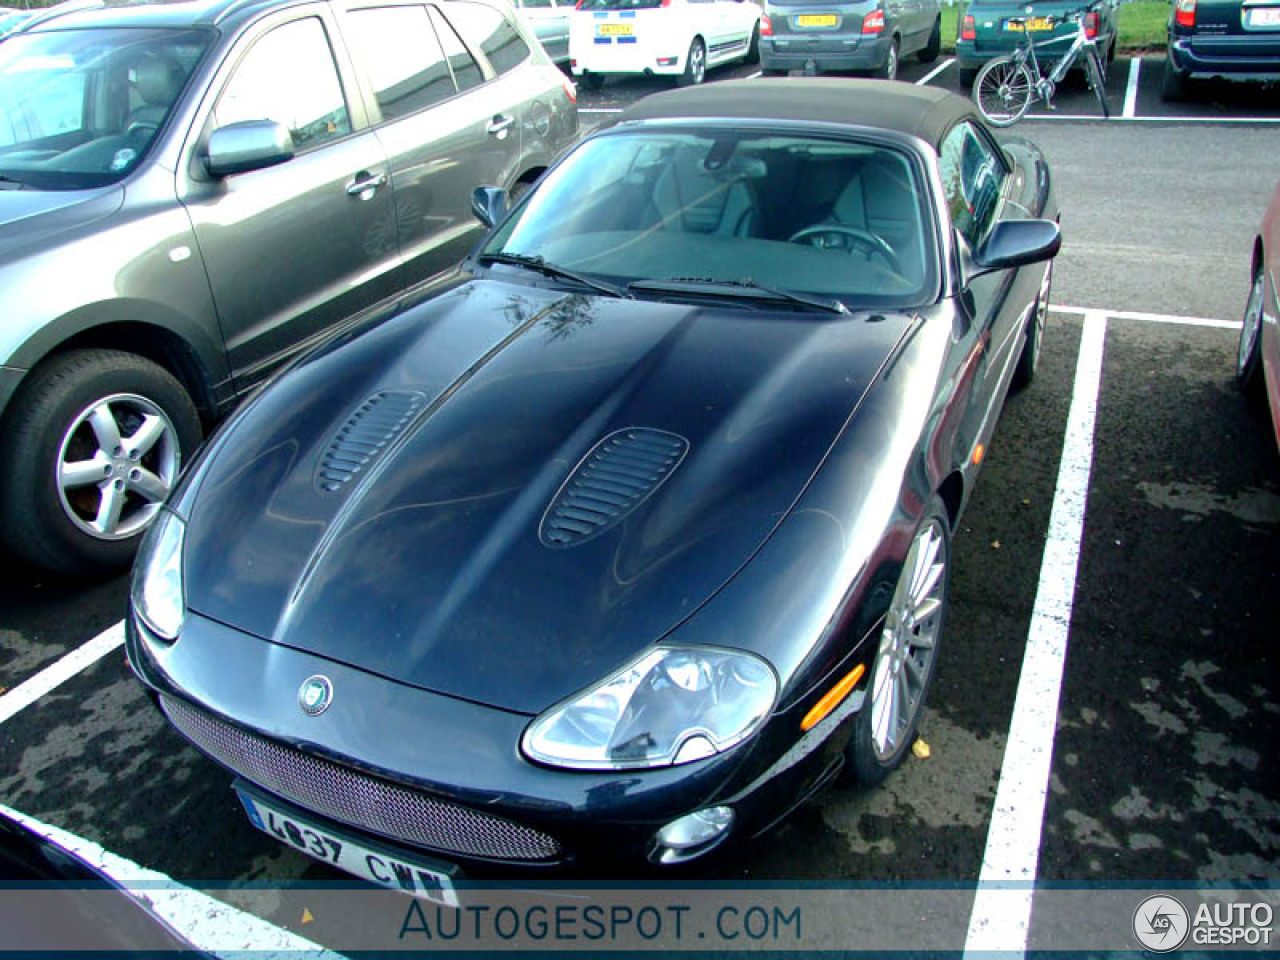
[131,510,185,640]
[522,646,777,770]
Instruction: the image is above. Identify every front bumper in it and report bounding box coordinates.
[760,34,889,72]
[1167,34,1280,79]
[127,610,855,877]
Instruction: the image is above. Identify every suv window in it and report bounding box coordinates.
[215,17,351,152]
[938,121,1005,246]
[347,6,456,119]
[428,6,485,90]
[0,27,210,190]
[440,1,530,74]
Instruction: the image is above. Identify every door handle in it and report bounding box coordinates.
[486,115,515,138]
[345,172,388,198]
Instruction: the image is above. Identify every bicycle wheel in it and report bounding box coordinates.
[1084,47,1111,118]
[973,56,1034,126]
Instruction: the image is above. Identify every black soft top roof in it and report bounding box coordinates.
[615,78,977,150]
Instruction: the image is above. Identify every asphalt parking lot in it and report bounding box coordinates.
[2,60,1278,954]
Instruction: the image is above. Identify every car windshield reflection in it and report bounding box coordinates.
[484,128,937,309]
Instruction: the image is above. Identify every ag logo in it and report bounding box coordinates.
[298,675,333,716]
[1133,895,1190,952]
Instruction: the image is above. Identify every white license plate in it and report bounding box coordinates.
[237,788,459,907]
[1247,6,1280,26]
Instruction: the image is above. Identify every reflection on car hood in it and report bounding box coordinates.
[0,185,122,258]
[183,279,911,713]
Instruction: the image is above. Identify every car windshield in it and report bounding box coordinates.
[483,128,936,309]
[0,27,211,190]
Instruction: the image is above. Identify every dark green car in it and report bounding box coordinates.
[954,0,1118,85]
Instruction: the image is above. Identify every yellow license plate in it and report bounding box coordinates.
[597,22,633,35]
[796,13,838,26]
[1005,16,1054,30]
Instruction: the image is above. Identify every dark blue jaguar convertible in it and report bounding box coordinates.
[127,80,1059,896]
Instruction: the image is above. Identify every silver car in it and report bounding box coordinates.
[759,0,941,79]
[0,0,577,574]
[512,0,572,63]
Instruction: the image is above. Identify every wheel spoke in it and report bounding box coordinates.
[904,655,926,691]
[911,535,943,604]
[87,404,123,454]
[128,467,170,503]
[125,414,168,459]
[61,455,109,490]
[92,483,127,535]
[895,670,911,720]
[912,595,942,627]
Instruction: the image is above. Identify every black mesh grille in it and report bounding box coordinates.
[161,696,560,862]
[316,392,425,492]
[540,428,688,547]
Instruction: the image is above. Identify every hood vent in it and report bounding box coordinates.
[540,428,688,548]
[316,391,426,492]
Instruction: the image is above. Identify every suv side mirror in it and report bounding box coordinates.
[472,186,509,228]
[205,120,294,178]
[969,219,1060,279]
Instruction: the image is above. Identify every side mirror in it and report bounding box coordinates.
[472,186,509,228]
[204,120,294,178]
[968,219,1060,279]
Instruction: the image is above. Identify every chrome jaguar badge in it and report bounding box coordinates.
[298,675,333,716]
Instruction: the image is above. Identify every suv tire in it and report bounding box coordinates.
[0,349,202,575]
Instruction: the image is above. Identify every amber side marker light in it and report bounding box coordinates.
[800,663,866,732]
[972,443,985,466]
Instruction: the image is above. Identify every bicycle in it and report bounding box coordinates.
[971,3,1111,126]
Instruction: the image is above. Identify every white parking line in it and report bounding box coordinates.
[1,804,344,959]
[0,620,124,727]
[745,69,763,79]
[1051,303,1239,329]
[1022,113,1280,124]
[916,58,955,86]
[1122,57,1141,118]
[963,310,1108,957]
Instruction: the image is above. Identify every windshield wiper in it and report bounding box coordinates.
[476,251,630,299]
[627,276,848,315]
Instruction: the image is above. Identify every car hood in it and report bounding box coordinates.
[0,185,123,257]
[182,279,912,714]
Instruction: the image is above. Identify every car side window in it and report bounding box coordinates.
[439,1,530,75]
[938,121,1006,247]
[215,17,351,151]
[346,6,457,120]
[428,6,485,90]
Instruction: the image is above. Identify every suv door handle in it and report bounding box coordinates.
[345,172,388,199]
[486,115,515,138]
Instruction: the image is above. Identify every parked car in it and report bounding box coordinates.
[1162,0,1280,100]
[128,79,1059,889]
[1238,180,1280,452]
[0,0,577,575]
[954,0,1117,86]
[759,0,941,80]
[569,0,761,88]
[513,0,571,63]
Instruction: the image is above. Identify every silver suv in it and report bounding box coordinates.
[0,0,577,574]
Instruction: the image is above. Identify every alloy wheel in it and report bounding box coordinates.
[55,392,180,540]
[1238,269,1264,378]
[869,517,946,758]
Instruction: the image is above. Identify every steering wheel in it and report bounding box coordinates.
[787,224,901,273]
[126,121,159,140]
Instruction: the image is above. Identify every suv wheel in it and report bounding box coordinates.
[0,349,202,575]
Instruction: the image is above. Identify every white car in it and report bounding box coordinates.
[570,0,762,88]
